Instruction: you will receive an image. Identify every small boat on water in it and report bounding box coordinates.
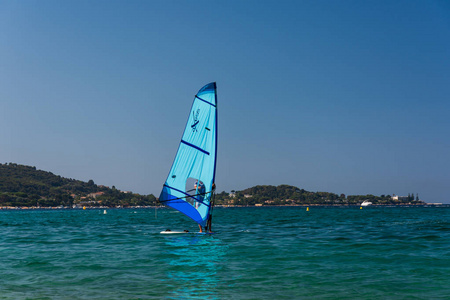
[361,200,372,207]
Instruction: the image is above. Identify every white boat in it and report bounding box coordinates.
[361,200,372,206]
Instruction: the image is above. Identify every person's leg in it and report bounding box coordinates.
[206,216,212,232]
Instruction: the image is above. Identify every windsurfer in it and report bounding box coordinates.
[158,83,217,236]
[195,180,206,233]
[194,181,205,211]
[194,181,205,200]
[194,182,217,233]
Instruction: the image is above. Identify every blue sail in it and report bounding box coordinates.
[159,82,217,226]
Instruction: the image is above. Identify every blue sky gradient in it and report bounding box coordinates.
[1,1,449,203]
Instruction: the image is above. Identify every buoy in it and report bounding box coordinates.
[306,207,309,211]
[83,206,86,210]
[360,207,362,209]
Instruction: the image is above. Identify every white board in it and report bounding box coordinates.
[160,230,190,234]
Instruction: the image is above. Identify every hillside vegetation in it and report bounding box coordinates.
[0,163,424,208]
[0,163,156,207]
[214,184,425,206]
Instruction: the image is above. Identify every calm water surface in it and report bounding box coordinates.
[1,206,449,299]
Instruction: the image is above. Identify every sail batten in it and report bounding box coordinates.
[160,184,212,207]
[195,95,216,107]
[159,82,217,227]
[180,140,210,155]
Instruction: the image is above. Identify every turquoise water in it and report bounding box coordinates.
[1,206,449,299]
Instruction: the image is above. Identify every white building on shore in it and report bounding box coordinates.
[392,195,409,201]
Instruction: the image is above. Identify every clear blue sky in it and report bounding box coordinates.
[1,1,449,203]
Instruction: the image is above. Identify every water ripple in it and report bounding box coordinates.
[0,207,449,299]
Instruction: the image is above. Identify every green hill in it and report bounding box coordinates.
[0,163,424,208]
[0,163,156,208]
[214,184,425,206]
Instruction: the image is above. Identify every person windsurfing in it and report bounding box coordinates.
[196,182,215,233]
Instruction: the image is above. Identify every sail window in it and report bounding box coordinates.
[185,177,205,208]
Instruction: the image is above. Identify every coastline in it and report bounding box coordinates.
[1,203,447,210]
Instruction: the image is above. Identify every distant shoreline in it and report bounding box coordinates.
[1,163,430,208]
[1,203,448,210]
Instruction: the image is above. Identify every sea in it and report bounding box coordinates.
[1,206,449,299]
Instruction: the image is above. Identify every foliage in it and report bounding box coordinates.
[213,184,425,206]
[0,163,157,207]
[0,163,425,208]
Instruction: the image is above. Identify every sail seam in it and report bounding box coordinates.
[181,140,209,155]
[161,184,211,207]
[195,95,216,107]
